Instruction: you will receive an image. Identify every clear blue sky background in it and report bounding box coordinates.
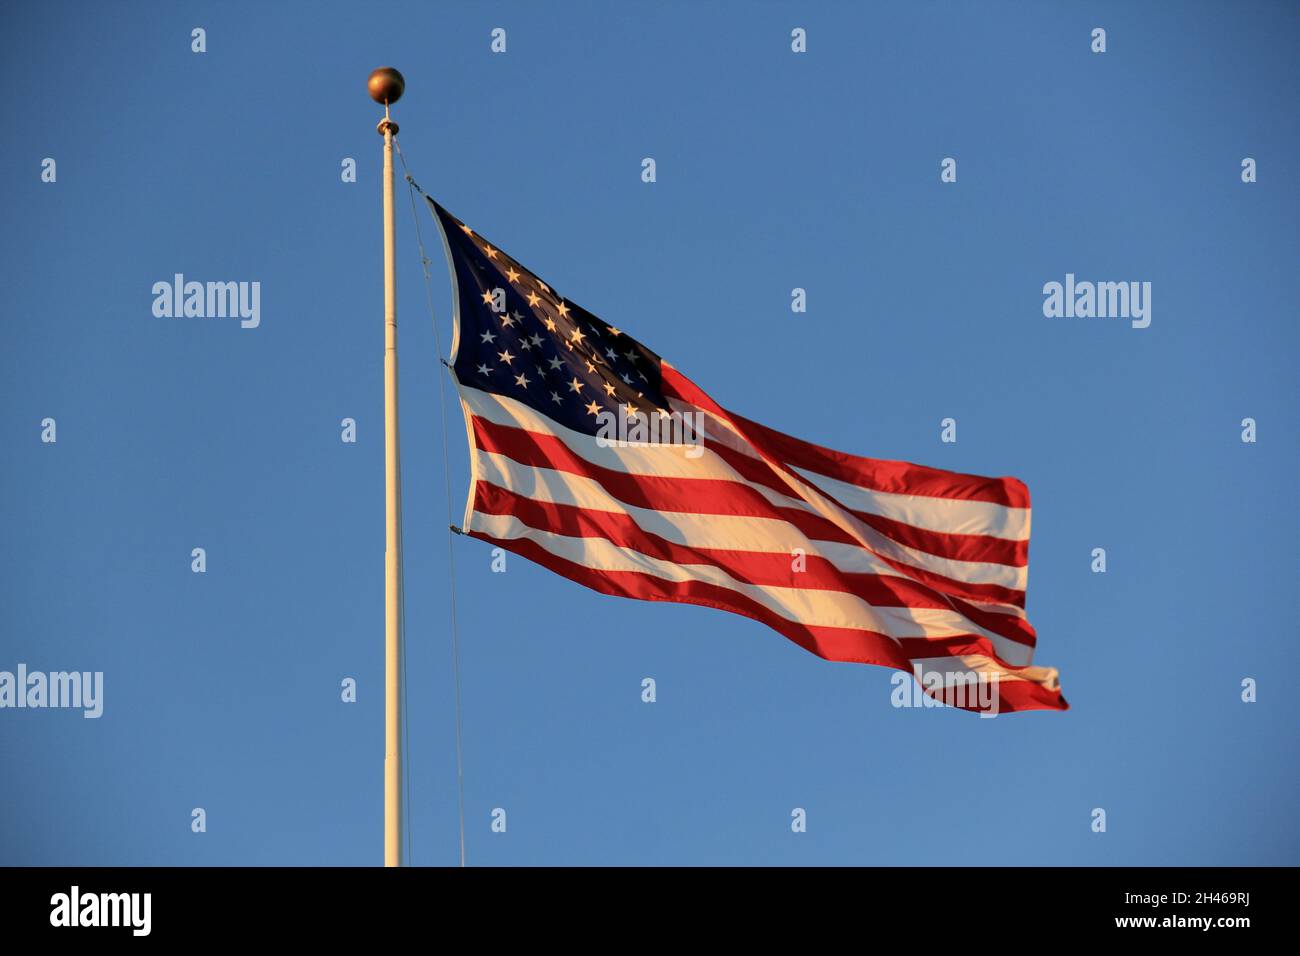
[2,1,1296,866]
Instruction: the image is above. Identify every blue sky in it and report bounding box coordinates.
[1,0,1296,866]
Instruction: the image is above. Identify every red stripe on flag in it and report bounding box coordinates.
[472,414,1028,609]
[660,366,1031,508]
[466,528,1066,713]
[702,436,1028,567]
[472,480,1037,651]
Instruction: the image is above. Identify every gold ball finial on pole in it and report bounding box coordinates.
[368,67,405,106]
[369,67,404,136]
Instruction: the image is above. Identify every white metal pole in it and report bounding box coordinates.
[370,67,406,869]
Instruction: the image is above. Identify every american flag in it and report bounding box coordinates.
[429,198,1066,714]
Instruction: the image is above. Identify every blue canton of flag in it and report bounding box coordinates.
[430,198,675,439]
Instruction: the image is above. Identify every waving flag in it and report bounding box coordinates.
[430,198,1066,714]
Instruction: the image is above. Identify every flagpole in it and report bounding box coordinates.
[369,66,406,868]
